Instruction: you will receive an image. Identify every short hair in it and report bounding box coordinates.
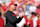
[31,12,36,16]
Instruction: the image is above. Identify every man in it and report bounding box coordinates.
[2,2,8,17]
[0,12,4,27]
[2,2,8,12]
[37,16,40,27]
[29,4,37,13]
[5,3,24,27]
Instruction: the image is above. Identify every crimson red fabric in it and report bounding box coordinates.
[31,15,35,18]
[29,19,33,27]
[9,3,15,7]
[0,17,4,27]
[37,19,40,27]
[2,6,8,12]
[24,16,28,25]
[36,8,40,15]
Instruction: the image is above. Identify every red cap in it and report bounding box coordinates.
[9,3,15,7]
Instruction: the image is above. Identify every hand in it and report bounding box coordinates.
[20,16,23,18]
[19,13,23,18]
[19,12,25,18]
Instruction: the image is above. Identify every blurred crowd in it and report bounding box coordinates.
[0,0,40,27]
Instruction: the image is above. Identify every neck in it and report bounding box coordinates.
[9,8,13,12]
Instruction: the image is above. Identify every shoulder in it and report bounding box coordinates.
[6,11,16,16]
[6,11,12,16]
[6,11,11,14]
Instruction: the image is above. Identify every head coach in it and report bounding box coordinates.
[5,3,25,27]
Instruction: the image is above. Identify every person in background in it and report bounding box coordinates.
[34,0,40,7]
[2,13,6,26]
[16,0,24,11]
[0,4,3,17]
[0,4,2,16]
[2,2,8,17]
[2,2,8,13]
[25,0,33,11]
[0,12,4,27]
[36,5,40,15]
[22,1,26,11]
[33,13,38,27]
[18,6,24,13]
[29,4,37,13]
[29,12,36,27]
[37,15,40,27]
[29,16,33,27]
[0,4,2,13]
[24,16,28,27]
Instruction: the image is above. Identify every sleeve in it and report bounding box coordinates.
[17,18,25,27]
[16,17,23,23]
[6,12,23,24]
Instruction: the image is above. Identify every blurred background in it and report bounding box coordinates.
[0,0,40,27]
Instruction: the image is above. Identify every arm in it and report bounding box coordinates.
[16,17,23,23]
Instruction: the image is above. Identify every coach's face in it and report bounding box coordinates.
[10,4,15,10]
